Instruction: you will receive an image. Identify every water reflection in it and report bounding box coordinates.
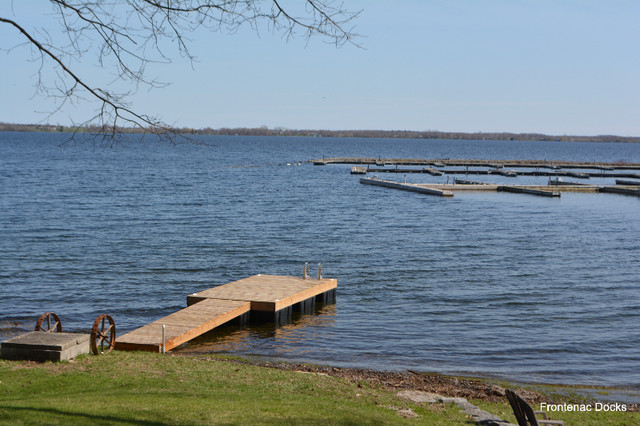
[177,304,337,355]
[0,321,28,340]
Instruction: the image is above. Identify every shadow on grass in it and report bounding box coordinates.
[0,405,170,425]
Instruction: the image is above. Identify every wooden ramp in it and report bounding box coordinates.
[115,274,337,353]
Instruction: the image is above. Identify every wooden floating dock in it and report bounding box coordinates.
[548,180,589,186]
[616,179,640,186]
[363,168,640,179]
[360,177,454,197]
[453,178,489,185]
[115,274,337,353]
[315,157,640,179]
[598,186,640,197]
[424,167,444,176]
[361,177,640,198]
[497,185,560,197]
[313,157,640,171]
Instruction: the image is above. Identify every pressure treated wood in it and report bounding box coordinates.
[115,299,251,352]
[187,274,338,312]
[115,274,338,352]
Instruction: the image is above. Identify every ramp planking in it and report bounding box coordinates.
[115,299,250,352]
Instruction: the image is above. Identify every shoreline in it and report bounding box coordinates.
[3,351,637,424]
[172,352,640,409]
[1,126,639,143]
[3,324,638,405]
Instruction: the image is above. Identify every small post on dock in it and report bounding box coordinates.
[161,324,166,354]
[303,262,309,279]
[317,263,323,280]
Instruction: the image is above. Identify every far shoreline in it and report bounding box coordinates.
[1,123,639,143]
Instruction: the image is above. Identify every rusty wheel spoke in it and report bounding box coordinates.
[35,312,62,333]
[91,314,116,355]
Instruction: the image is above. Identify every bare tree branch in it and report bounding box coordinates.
[1,1,361,143]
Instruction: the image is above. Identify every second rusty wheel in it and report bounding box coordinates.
[35,312,62,332]
[90,314,116,355]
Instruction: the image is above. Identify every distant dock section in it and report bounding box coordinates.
[115,274,337,353]
[315,157,640,179]
[360,177,640,198]
[316,157,640,198]
[313,157,640,171]
[360,177,454,197]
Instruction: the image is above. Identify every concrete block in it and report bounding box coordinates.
[1,331,90,362]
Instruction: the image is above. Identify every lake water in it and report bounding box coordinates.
[1,132,639,389]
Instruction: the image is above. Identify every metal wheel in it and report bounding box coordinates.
[90,314,116,355]
[35,312,62,332]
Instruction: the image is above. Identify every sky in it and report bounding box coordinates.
[1,1,639,136]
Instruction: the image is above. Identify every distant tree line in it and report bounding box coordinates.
[1,122,638,143]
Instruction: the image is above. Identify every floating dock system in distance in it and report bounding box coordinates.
[360,177,454,197]
[313,157,640,170]
[115,274,337,353]
[360,177,640,198]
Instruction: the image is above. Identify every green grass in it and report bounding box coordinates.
[2,352,638,425]
[0,352,468,425]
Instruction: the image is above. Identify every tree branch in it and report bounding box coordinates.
[1,1,361,143]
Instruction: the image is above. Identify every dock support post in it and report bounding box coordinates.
[295,297,316,315]
[236,312,249,327]
[161,324,166,354]
[317,288,336,305]
[274,306,292,326]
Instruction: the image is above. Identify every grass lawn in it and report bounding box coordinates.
[1,351,638,425]
[0,352,468,425]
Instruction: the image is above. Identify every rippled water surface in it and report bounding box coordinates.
[1,132,639,388]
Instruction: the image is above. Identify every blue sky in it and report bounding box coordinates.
[1,1,639,135]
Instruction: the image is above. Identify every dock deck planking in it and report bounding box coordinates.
[115,274,337,353]
[187,274,338,312]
